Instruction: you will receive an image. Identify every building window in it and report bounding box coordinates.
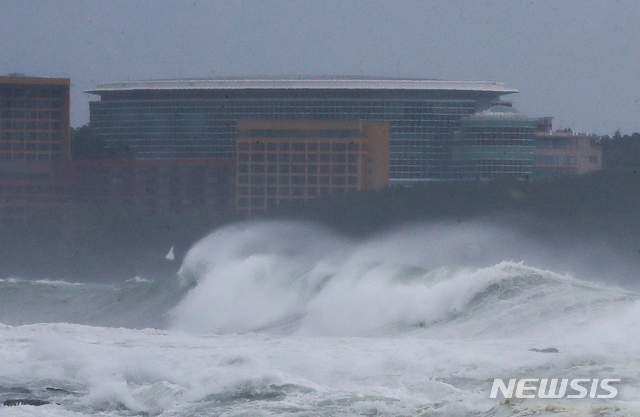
[332,176,346,185]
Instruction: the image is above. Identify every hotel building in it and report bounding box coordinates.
[86,77,517,182]
[0,76,71,220]
[236,119,388,213]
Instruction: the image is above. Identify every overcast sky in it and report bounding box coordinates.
[1,0,638,134]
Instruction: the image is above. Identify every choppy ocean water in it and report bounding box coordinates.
[1,221,639,416]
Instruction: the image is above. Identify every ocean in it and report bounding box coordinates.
[1,221,639,416]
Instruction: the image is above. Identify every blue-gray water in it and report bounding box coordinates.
[1,221,639,416]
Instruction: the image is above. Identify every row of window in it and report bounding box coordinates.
[94,120,460,132]
[0,153,55,161]
[238,153,361,164]
[76,166,230,176]
[76,187,221,197]
[1,121,64,130]
[463,127,535,134]
[92,108,472,122]
[455,140,533,146]
[238,164,359,174]
[452,159,532,165]
[73,198,228,209]
[238,187,359,206]
[80,174,224,187]
[1,132,64,141]
[132,151,236,159]
[451,172,532,180]
[0,110,63,120]
[0,87,65,99]
[247,129,362,139]
[0,143,61,151]
[238,142,363,152]
[239,165,358,177]
[239,175,359,187]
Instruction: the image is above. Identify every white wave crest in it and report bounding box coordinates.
[170,221,635,336]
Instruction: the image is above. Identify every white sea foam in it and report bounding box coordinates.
[170,221,636,337]
[1,220,639,416]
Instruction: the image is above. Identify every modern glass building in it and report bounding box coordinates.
[87,77,517,182]
[451,105,538,180]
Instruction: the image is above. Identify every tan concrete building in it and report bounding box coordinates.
[236,119,389,214]
[534,129,601,178]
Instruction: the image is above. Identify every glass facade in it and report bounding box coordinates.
[89,82,512,181]
[451,107,537,180]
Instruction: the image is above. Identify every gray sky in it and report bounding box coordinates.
[1,0,638,134]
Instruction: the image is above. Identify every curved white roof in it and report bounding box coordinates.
[86,76,518,94]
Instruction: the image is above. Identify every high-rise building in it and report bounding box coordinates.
[0,76,70,162]
[0,76,71,220]
[86,77,517,182]
[236,119,388,213]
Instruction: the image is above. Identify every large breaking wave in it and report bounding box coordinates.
[170,221,638,338]
[1,220,638,339]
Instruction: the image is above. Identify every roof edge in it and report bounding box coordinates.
[86,77,518,95]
